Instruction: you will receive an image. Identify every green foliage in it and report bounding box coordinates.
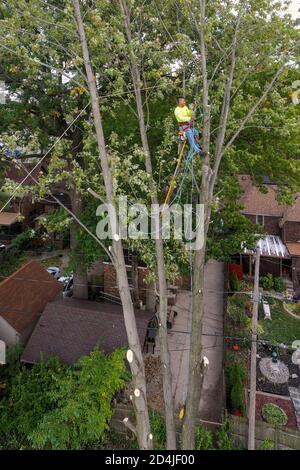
[216,417,238,450]
[229,271,240,292]
[0,348,127,450]
[10,228,35,251]
[0,248,28,278]
[226,363,246,414]
[273,277,286,292]
[262,404,288,426]
[195,426,214,450]
[150,411,166,450]
[260,438,275,450]
[261,273,274,290]
[227,295,248,328]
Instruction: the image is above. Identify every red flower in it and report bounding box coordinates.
[233,344,239,351]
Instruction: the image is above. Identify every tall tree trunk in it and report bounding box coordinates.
[72,0,152,449]
[119,0,176,449]
[182,0,211,448]
[70,187,89,299]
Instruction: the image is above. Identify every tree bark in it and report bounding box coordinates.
[70,186,89,299]
[72,0,152,449]
[182,0,211,449]
[119,0,177,449]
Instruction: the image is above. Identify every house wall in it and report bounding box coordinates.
[0,316,20,347]
[260,257,281,277]
[244,214,281,235]
[103,262,149,303]
[292,257,300,289]
[283,221,300,243]
[103,263,191,305]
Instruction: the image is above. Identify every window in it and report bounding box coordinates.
[256,214,264,226]
[127,269,133,288]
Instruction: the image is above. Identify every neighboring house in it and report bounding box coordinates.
[21,298,155,364]
[3,162,71,248]
[238,175,300,288]
[0,260,62,347]
[0,211,22,244]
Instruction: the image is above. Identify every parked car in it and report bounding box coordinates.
[58,274,73,298]
[46,266,61,280]
[0,243,6,252]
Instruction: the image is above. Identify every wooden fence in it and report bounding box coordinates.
[111,405,300,450]
[230,415,300,450]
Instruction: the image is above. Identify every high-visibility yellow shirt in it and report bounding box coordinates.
[174,105,193,123]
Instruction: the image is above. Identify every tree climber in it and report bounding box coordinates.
[174,97,203,155]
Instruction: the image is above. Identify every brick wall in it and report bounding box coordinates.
[244,214,281,236]
[283,221,300,243]
[103,263,149,303]
[103,263,191,302]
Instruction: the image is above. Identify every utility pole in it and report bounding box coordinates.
[248,246,261,450]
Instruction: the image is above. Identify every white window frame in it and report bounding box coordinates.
[256,214,265,226]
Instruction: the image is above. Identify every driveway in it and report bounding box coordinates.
[157,260,225,422]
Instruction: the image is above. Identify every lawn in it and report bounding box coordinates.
[259,301,300,346]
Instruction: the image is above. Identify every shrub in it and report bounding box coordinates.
[273,277,285,292]
[260,438,275,450]
[227,295,248,328]
[226,363,246,414]
[195,426,214,450]
[216,417,238,450]
[261,273,274,290]
[262,403,288,426]
[10,229,35,251]
[229,271,240,292]
[0,348,127,450]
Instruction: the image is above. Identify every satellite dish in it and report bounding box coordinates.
[0,340,6,365]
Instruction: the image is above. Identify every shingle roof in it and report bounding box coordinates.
[238,175,300,221]
[238,176,284,217]
[0,260,62,334]
[21,298,154,364]
[0,212,20,226]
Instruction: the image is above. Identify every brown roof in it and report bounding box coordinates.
[0,212,20,226]
[282,195,300,222]
[0,260,62,334]
[21,298,154,364]
[238,175,300,221]
[287,243,300,257]
[238,176,284,217]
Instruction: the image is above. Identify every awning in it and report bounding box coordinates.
[0,212,20,226]
[287,243,300,257]
[243,235,290,258]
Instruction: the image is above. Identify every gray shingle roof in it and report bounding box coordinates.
[21,298,154,364]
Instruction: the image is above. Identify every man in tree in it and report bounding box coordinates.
[174,97,203,154]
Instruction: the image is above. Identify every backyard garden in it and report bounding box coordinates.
[225,272,300,430]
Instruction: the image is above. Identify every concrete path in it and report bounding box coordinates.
[155,260,225,422]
